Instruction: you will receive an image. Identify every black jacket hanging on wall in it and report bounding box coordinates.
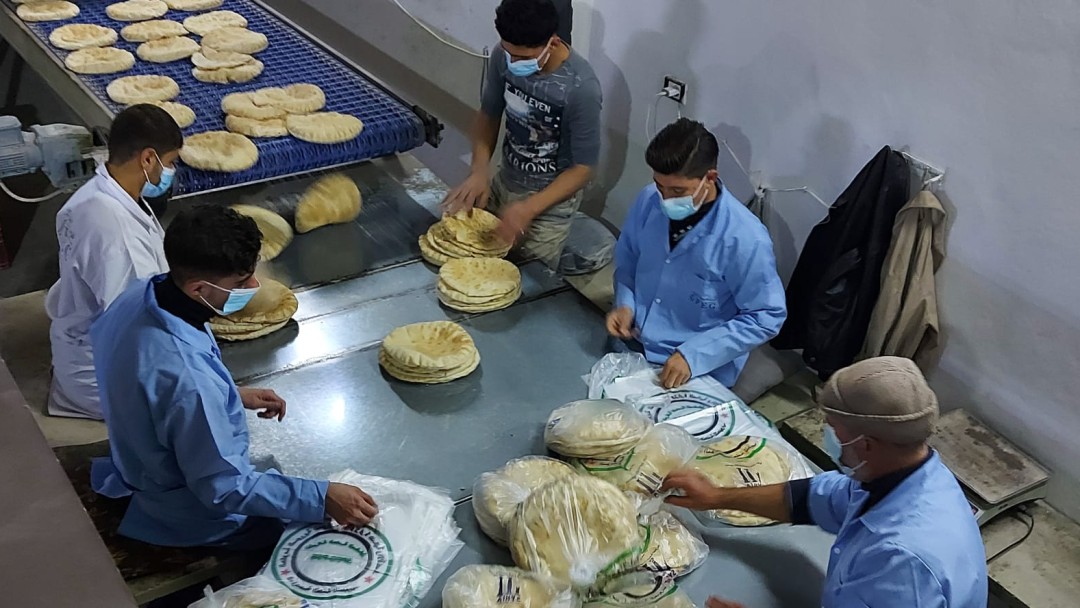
[772,146,910,379]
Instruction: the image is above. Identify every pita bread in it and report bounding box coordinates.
[16,1,79,22]
[106,75,179,104]
[222,91,285,121]
[137,36,200,63]
[225,114,287,138]
[194,47,254,70]
[586,586,695,608]
[214,279,297,325]
[639,511,708,577]
[473,457,577,546]
[381,321,477,371]
[437,285,521,313]
[419,234,452,266]
[200,27,268,54]
[230,205,293,260]
[106,0,168,21]
[212,319,291,342]
[285,112,363,144]
[545,400,652,460]
[379,349,479,384]
[64,47,135,75]
[294,174,361,233]
[439,257,521,298]
[691,435,793,527]
[251,84,326,114]
[120,19,187,41]
[165,0,223,10]
[192,60,263,84]
[442,565,575,608]
[150,101,196,128]
[49,24,118,50]
[180,131,258,172]
[572,424,698,497]
[182,10,246,36]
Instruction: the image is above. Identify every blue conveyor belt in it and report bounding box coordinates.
[14,0,429,195]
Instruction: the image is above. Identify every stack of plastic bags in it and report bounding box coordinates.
[190,470,463,608]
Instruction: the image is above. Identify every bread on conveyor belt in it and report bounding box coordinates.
[294,174,361,233]
[225,115,288,138]
[120,19,187,42]
[437,257,522,313]
[192,60,264,84]
[230,206,293,261]
[209,278,299,342]
[182,10,247,36]
[64,47,136,75]
[200,27,268,54]
[251,84,326,114]
[285,112,364,144]
[165,0,223,11]
[222,92,285,121]
[107,75,179,104]
[379,321,480,384]
[150,101,196,129]
[197,48,259,71]
[16,1,79,22]
[106,0,168,22]
[180,131,259,173]
[48,24,118,50]
[136,36,200,63]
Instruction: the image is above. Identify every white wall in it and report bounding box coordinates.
[572,0,1080,519]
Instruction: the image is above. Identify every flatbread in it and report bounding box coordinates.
[285,112,363,144]
[439,257,521,298]
[196,48,257,70]
[222,92,284,121]
[192,60,263,84]
[691,436,793,527]
[150,101,196,128]
[379,349,479,384]
[545,400,652,459]
[251,84,326,114]
[106,0,169,21]
[639,511,708,577]
[49,24,118,50]
[419,234,452,266]
[136,36,200,62]
[473,457,577,546]
[106,75,179,104]
[225,114,287,138]
[212,319,290,342]
[294,174,361,233]
[214,278,297,325]
[17,1,79,22]
[64,47,135,75]
[229,206,293,261]
[120,19,187,41]
[437,285,521,313]
[200,27,268,54]
[181,10,246,36]
[573,424,699,498]
[442,565,575,608]
[441,210,511,252]
[179,131,258,172]
[381,321,477,371]
[165,0,223,10]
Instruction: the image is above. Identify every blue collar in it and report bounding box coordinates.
[858,450,946,533]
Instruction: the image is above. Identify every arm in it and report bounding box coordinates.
[677,236,787,377]
[163,385,327,523]
[662,470,793,523]
[833,544,947,608]
[443,52,506,213]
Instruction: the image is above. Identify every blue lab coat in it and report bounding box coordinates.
[90,277,327,547]
[613,183,787,386]
[811,452,988,607]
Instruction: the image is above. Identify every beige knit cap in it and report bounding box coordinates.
[817,357,939,444]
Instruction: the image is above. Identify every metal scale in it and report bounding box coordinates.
[930,409,1050,526]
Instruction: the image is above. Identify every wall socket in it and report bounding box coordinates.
[663,76,688,104]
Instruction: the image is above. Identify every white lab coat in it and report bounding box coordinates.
[45,164,168,419]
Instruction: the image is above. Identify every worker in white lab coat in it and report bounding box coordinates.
[45,105,183,419]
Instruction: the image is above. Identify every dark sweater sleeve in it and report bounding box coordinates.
[787,478,813,525]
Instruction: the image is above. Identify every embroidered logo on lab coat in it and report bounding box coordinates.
[271,525,393,600]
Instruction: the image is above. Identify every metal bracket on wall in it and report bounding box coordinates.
[898,149,946,189]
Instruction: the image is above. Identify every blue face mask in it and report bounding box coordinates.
[200,278,261,316]
[660,177,707,221]
[505,40,552,78]
[823,423,867,477]
[142,152,175,199]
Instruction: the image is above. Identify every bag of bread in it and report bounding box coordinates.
[545,399,652,459]
[442,565,579,608]
[474,457,577,545]
[586,572,697,608]
[638,511,708,577]
[572,424,698,498]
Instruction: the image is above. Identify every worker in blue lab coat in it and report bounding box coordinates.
[664,357,988,608]
[90,205,379,548]
[607,118,786,389]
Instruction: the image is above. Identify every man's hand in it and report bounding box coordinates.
[659,351,692,389]
[662,469,724,511]
[441,171,491,215]
[494,201,537,246]
[325,482,379,528]
[238,388,286,421]
[606,307,636,339]
[706,597,747,608]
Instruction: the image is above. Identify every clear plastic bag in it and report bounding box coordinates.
[571,424,698,499]
[638,511,708,577]
[442,565,580,608]
[188,577,308,608]
[511,475,644,591]
[585,354,655,401]
[545,399,653,459]
[687,435,796,527]
[473,456,578,546]
[586,571,697,608]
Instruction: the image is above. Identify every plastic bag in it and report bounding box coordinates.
[638,511,708,577]
[586,572,697,608]
[585,354,655,401]
[571,424,698,498]
[189,578,308,608]
[511,475,644,590]
[545,399,652,459]
[442,565,580,608]
[688,435,796,527]
[474,456,578,546]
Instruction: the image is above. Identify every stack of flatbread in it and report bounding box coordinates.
[437,257,521,313]
[690,435,793,527]
[379,321,480,384]
[209,278,298,341]
[186,23,268,84]
[420,210,512,267]
[221,84,327,139]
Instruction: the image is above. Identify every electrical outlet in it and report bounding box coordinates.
[663,76,688,104]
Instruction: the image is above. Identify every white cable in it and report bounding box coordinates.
[388,0,489,58]
[763,185,831,209]
[0,179,67,204]
[645,92,666,139]
[719,138,752,185]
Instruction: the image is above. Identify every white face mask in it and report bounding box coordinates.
[823,424,867,477]
[199,278,261,316]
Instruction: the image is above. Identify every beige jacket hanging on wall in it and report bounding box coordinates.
[860,190,946,368]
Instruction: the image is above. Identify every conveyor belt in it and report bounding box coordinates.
[8,0,440,195]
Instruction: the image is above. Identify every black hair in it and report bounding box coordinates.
[164,205,262,282]
[495,0,559,47]
[646,118,720,178]
[107,104,184,164]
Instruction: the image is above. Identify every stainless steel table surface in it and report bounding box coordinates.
[243,289,608,499]
[420,502,833,608]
